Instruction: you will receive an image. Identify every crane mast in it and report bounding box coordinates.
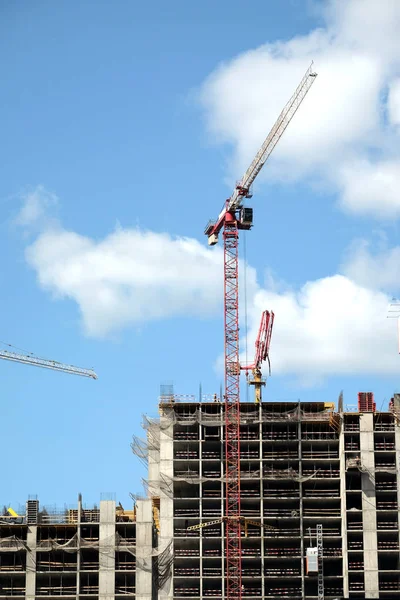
[204,63,317,600]
[0,348,97,379]
[223,213,242,600]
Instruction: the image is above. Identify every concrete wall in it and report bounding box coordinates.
[360,413,379,598]
[25,526,36,600]
[99,500,116,600]
[158,411,174,600]
[136,499,154,600]
[395,422,400,565]
[339,419,349,599]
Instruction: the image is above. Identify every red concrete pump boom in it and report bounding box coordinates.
[241,310,275,403]
[246,309,275,372]
[204,63,317,600]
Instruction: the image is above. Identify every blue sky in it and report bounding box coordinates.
[2,0,400,510]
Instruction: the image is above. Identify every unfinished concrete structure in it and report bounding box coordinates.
[134,395,400,600]
[2,395,400,600]
[0,496,137,600]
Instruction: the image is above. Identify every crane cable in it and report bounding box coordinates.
[243,232,249,402]
[0,339,35,355]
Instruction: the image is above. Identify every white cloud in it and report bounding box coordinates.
[26,226,225,337]
[21,187,399,381]
[326,0,400,62]
[15,186,58,228]
[388,78,400,127]
[199,0,400,217]
[342,239,400,292]
[339,159,400,218]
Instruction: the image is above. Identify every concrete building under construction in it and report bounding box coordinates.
[2,393,400,600]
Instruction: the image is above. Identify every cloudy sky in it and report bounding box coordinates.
[2,0,400,507]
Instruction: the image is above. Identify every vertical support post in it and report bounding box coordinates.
[25,526,37,600]
[259,403,265,600]
[136,500,154,600]
[76,494,82,599]
[26,498,39,600]
[339,421,349,599]
[359,413,379,597]
[298,409,305,600]
[198,413,203,600]
[317,524,324,600]
[223,215,242,600]
[159,413,174,600]
[99,500,116,600]
[395,419,400,575]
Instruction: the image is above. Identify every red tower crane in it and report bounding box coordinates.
[204,63,317,600]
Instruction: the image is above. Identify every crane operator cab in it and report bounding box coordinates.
[238,206,253,230]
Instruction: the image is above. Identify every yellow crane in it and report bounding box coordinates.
[187,516,278,537]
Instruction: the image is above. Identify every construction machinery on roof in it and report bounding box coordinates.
[204,63,317,600]
[241,309,274,403]
[0,345,97,379]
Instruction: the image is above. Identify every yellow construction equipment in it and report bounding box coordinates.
[187,516,277,536]
[152,497,160,533]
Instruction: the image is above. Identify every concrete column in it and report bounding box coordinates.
[25,526,37,600]
[99,500,116,600]
[360,413,379,598]
[76,494,82,599]
[136,499,154,600]
[259,404,265,600]
[339,420,349,598]
[298,410,305,600]
[220,405,225,600]
[198,415,203,600]
[159,411,174,600]
[146,420,161,600]
[395,422,400,557]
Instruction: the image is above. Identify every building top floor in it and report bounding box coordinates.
[0,496,136,528]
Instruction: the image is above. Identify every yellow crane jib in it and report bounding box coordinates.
[187,516,278,537]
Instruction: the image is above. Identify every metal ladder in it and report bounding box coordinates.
[317,523,324,600]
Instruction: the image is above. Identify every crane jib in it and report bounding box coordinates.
[205,63,317,242]
[227,63,317,214]
[0,349,97,379]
